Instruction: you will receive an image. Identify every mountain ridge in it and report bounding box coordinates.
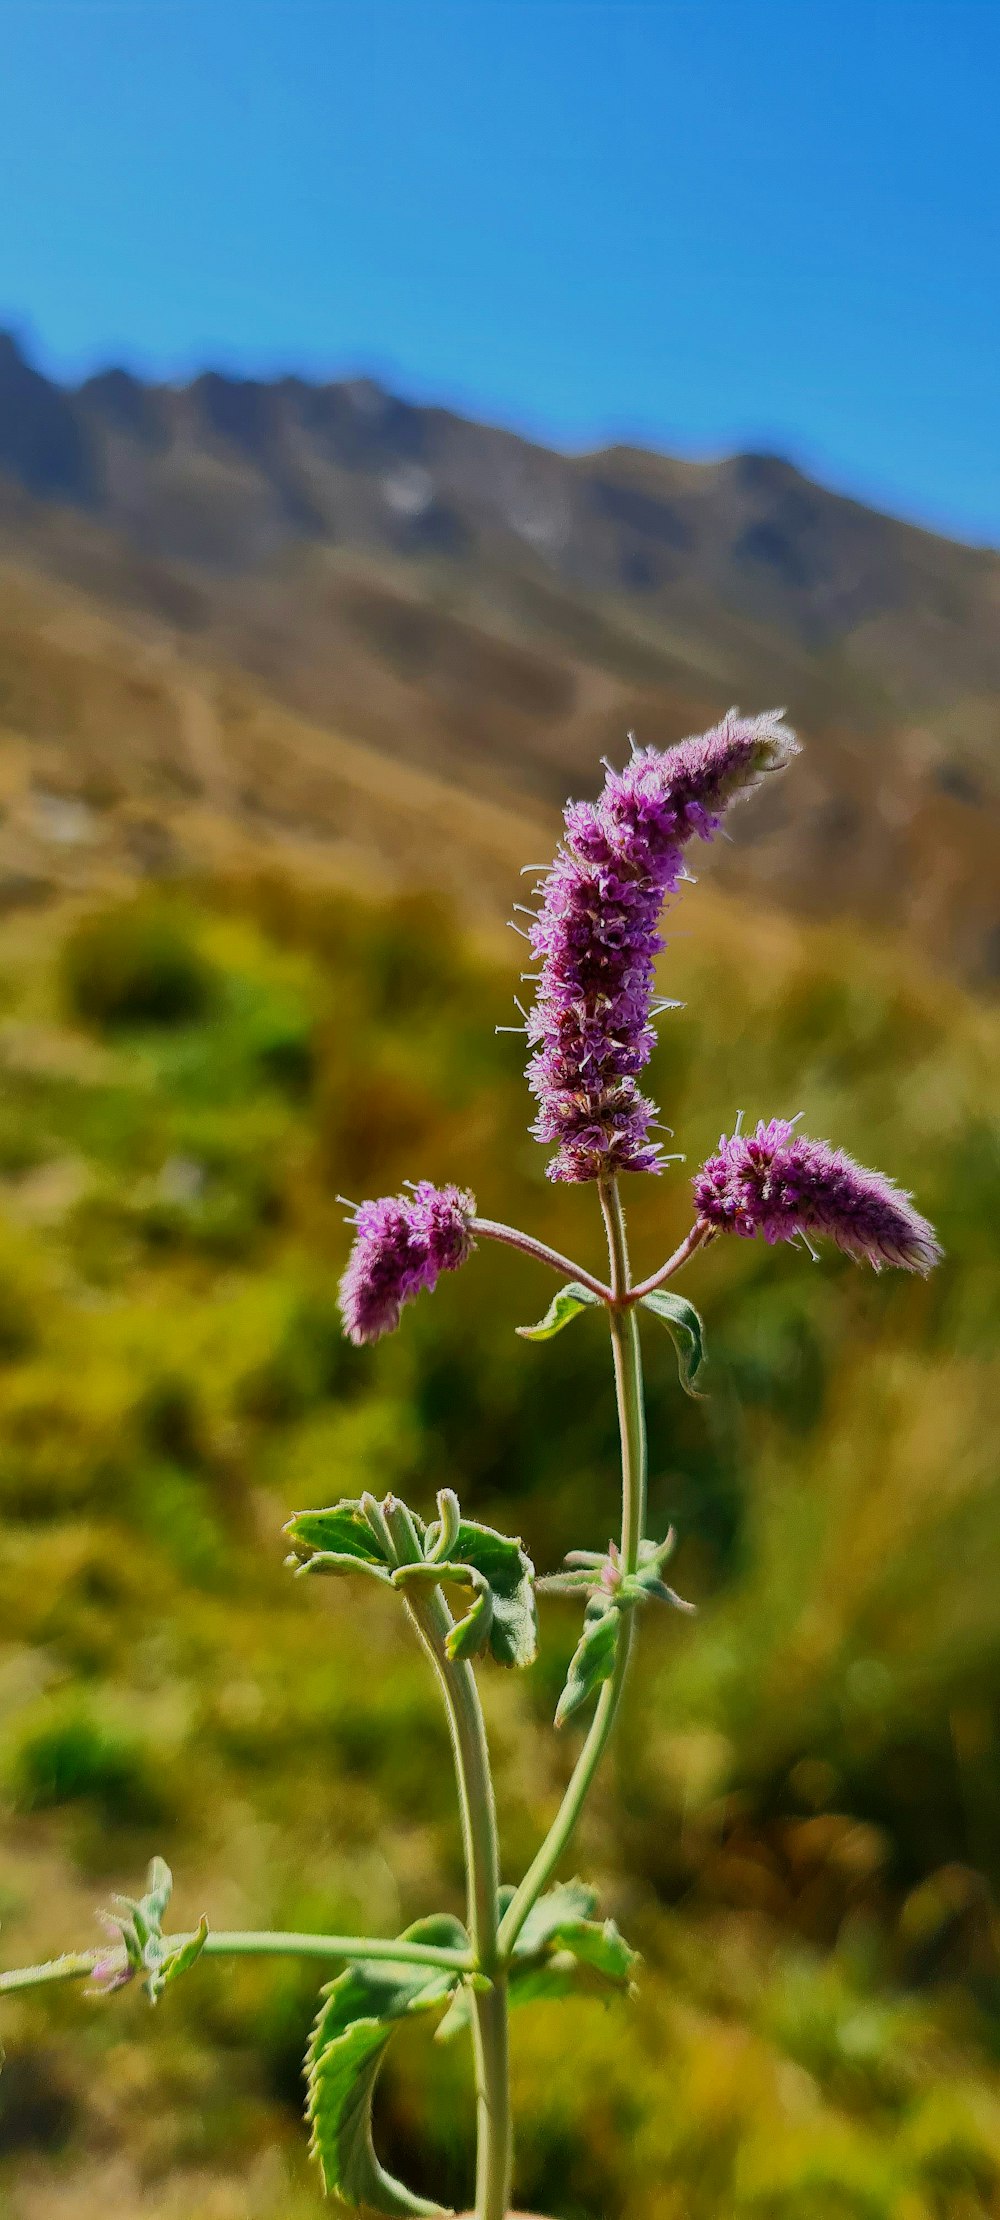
[0,329,997,982]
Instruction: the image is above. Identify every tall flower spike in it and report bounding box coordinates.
[339,1182,477,1345]
[524,710,799,1181]
[692,1119,941,1273]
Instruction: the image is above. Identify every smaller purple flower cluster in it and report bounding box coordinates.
[693,1118,941,1273]
[339,1182,477,1345]
[525,711,798,1182]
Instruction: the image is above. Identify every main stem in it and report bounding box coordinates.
[386,1501,511,2220]
[498,1175,647,1957]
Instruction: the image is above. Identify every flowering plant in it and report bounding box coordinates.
[0,715,939,2218]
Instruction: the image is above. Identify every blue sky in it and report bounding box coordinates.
[1,0,997,545]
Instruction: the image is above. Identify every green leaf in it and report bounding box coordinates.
[517,1880,597,1948]
[386,1509,536,1668]
[445,1577,494,1663]
[104,1857,176,1980]
[639,1290,707,1396]
[391,1559,496,1660]
[295,1550,392,1585]
[516,1883,637,1998]
[424,1488,462,1564]
[555,1597,621,1727]
[543,1917,637,1986]
[143,1858,173,1928]
[436,1883,636,2046]
[306,1914,466,2213]
[149,1914,209,2004]
[515,1282,601,1341]
[284,1501,391,1567]
[100,1860,211,2006]
[391,1561,461,1591]
[449,1520,537,1670]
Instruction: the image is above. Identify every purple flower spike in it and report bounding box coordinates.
[339,1181,477,1345]
[692,1119,941,1273]
[524,711,798,1182]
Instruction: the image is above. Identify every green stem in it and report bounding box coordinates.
[498,1175,647,1958]
[385,1500,511,2220]
[0,1929,473,1998]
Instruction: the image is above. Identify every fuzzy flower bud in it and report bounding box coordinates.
[524,711,798,1181]
[692,1118,941,1273]
[338,1181,477,1345]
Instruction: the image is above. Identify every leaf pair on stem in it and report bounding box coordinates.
[517,1279,706,1397]
[306,1885,637,2213]
[540,1531,695,1726]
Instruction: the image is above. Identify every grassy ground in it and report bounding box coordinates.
[0,871,997,2219]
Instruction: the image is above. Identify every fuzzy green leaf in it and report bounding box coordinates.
[143,1857,173,1927]
[390,1515,536,1668]
[517,1880,597,1947]
[306,1914,466,2213]
[284,1501,391,1567]
[543,1917,637,1986]
[149,1915,209,2003]
[424,1488,462,1564]
[639,1290,707,1396]
[295,1550,392,1585]
[436,1882,636,2045]
[515,1282,601,1341]
[445,1578,494,1662]
[449,1520,537,1669]
[555,1596,621,1726]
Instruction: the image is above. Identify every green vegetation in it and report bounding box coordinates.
[0,877,997,2218]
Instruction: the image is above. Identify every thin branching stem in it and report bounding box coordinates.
[471,1217,610,1301]
[0,1929,474,1997]
[627,1220,713,1301]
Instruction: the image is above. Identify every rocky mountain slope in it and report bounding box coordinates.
[0,331,997,979]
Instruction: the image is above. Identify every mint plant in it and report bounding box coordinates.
[0,714,939,2219]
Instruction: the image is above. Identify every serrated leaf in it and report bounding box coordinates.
[284,1501,391,1567]
[543,1917,637,1986]
[516,1880,598,1950]
[306,1914,465,2213]
[555,1596,621,1726]
[515,1282,601,1341]
[436,1883,635,2047]
[449,1520,537,1670]
[639,1290,707,1396]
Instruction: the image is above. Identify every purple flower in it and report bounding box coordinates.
[524,711,798,1182]
[692,1118,941,1273]
[87,1912,136,1995]
[89,1951,135,1996]
[339,1181,477,1344]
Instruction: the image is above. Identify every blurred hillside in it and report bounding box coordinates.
[1,331,999,980]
